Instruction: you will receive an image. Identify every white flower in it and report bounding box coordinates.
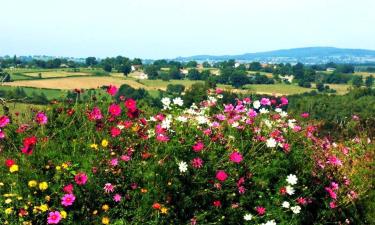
[161,97,171,109]
[264,119,272,128]
[259,108,269,114]
[266,138,277,148]
[196,115,208,124]
[217,94,223,99]
[262,220,277,225]
[178,161,188,173]
[275,108,282,113]
[176,116,188,122]
[253,100,261,109]
[282,201,290,208]
[243,213,252,221]
[231,122,239,128]
[161,118,172,130]
[173,97,183,106]
[291,205,301,214]
[286,174,298,185]
[286,185,295,195]
[280,111,288,118]
[117,124,125,130]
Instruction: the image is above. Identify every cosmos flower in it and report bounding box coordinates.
[75,172,88,185]
[47,211,61,224]
[178,161,188,173]
[61,194,76,207]
[229,151,243,163]
[286,174,298,185]
[216,170,228,182]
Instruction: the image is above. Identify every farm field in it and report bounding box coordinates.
[243,84,314,95]
[0,86,66,99]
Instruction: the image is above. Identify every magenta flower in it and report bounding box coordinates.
[74,172,88,185]
[113,194,122,202]
[110,127,121,137]
[89,107,103,120]
[0,115,10,127]
[63,184,74,194]
[280,96,289,105]
[47,211,61,224]
[110,158,118,166]
[61,193,76,207]
[104,183,115,193]
[0,129,5,139]
[229,151,243,163]
[108,104,122,117]
[216,170,228,182]
[192,142,204,152]
[191,157,204,169]
[260,98,271,106]
[107,85,118,96]
[256,206,266,215]
[35,112,48,125]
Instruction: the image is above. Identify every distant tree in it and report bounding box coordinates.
[249,62,262,71]
[186,61,198,68]
[366,67,375,72]
[316,83,325,92]
[0,69,11,83]
[169,67,182,80]
[120,63,132,76]
[166,84,185,95]
[202,62,211,68]
[183,83,209,106]
[200,70,211,80]
[132,58,142,65]
[231,70,249,88]
[103,64,113,72]
[85,57,98,66]
[337,64,355,74]
[116,84,149,100]
[352,76,363,88]
[160,72,171,81]
[187,69,201,80]
[365,75,374,88]
[144,65,159,80]
[292,63,304,80]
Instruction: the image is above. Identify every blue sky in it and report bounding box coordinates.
[1,0,374,59]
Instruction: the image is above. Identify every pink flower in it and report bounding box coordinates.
[74,172,88,185]
[0,129,5,139]
[107,85,118,96]
[89,107,103,120]
[124,98,137,112]
[216,170,228,182]
[104,183,115,193]
[192,142,204,152]
[229,151,243,163]
[297,197,307,205]
[325,187,337,199]
[301,112,309,118]
[110,158,118,166]
[113,194,122,202]
[63,184,74,194]
[191,157,204,169]
[120,155,131,161]
[156,134,169,142]
[47,211,61,224]
[256,206,266,215]
[260,98,271,106]
[327,156,342,167]
[61,194,76,207]
[280,96,288,105]
[329,201,337,209]
[110,127,121,137]
[238,186,246,194]
[108,104,122,117]
[35,112,48,125]
[0,115,10,127]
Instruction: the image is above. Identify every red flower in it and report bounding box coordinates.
[279,187,287,195]
[110,127,121,137]
[5,159,15,168]
[63,184,74,194]
[213,200,221,207]
[152,203,161,210]
[216,170,228,182]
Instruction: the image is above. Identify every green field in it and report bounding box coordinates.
[0,86,66,99]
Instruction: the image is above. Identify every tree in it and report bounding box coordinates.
[169,67,182,80]
[186,61,197,68]
[249,62,262,71]
[132,58,142,65]
[103,64,113,72]
[183,83,209,106]
[187,69,201,80]
[85,57,98,66]
[292,63,304,80]
[352,76,363,88]
[160,72,171,81]
[144,65,159,80]
[316,83,325,92]
[200,70,211,80]
[166,84,185,95]
[337,64,354,74]
[202,62,211,68]
[231,70,249,88]
[365,75,374,88]
[120,63,132,76]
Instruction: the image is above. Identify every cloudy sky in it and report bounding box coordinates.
[1,0,374,59]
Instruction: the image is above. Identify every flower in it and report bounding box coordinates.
[216,170,228,182]
[152,203,161,210]
[28,180,38,188]
[161,97,171,109]
[104,183,115,193]
[229,151,243,163]
[102,204,110,211]
[266,138,277,148]
[192,142,204,152]
[285,185,295,195]
[102,216,110,224]
[61,194,76,207]
[262,220,277,225]
[108,104,122,117]
[35,112,48,125]
[63,184,74,194]
[0,115,10,127]
[173,97,184,106]
[253,100,261,109]
[74,172,88,185]
[282,201,290,208]
[329,201,337,209]
[161,207,168,214]
[256,206,266,215]
[124,98,137,112]
[47,211,61,224]
[107,85,118,96]
[260,98,271,106]
[89,107,103,120]
[243,213,253,221]
[5,207,13,214]
[101,139,108,147]
[286,174,298,185]
[291,205,301,214]
[191,157,204,169]
[39,182,48,191]
[60,210,67,219]
[5,159,15,167]
[113,194,122,202]
[9,164,19,173]
[178,161,188,173]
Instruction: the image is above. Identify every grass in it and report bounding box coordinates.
[24,71,91,78]
[0,86,66,99]
[0,102,45,121]
[138,79,204,90]
[243,84,314,95]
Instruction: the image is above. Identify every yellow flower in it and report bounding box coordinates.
[22,221,32,225]
[45,195,51,202]
[5,198,12,204]
[60,210,67,219]
[101,204,109,212]
[39,204,48,212]
[28,180,38,188]
[5,207,13,214]
[90,143,98,150]
[9,164,19,173]
[161,207,168,214]
[62,163,69,169]
[101,139,108,147]
[92,210,98,215]
[102,217,110,224]
[56,166,61,171]
[141,188,148,193]
[39,182,48,191]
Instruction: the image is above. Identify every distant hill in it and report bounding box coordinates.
[175,47,375,64]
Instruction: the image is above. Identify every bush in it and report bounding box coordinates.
[0,88,373,225]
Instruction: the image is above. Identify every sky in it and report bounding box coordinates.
[1,0,375,59]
